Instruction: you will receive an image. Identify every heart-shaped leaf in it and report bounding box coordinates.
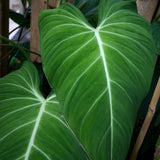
[0,62,89,160]
[39,1,155,159]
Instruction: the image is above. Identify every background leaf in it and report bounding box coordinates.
[0,62,90,160]
[74,0,99,19]
[9,9,26,26]
[152,21,160,55]
[9,9,30,28]
[127,57,160,159]
[39,1,155,160]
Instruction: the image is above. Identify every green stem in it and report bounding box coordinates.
[79,1,87,10]
[9,25,21,35]
[19,27,31,41]
[0,35,31,62]
[57,0,63,8]
[155,15,160,21]
[24,48,41,56]
[0,47,15,62]
[0,44,12,47]
[46,0,49,9]
[0,44,41,57]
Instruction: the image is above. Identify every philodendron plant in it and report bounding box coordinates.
[0,0,156,159]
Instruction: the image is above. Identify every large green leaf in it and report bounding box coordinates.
[0,62,89,160]
[39,1,155,159]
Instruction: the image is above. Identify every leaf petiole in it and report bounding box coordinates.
[0,35,32,62]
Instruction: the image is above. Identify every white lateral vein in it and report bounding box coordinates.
[0,97,40,103]
[16,154,25,160]
[64,56,100,110]
[54,35,96,78]
[80,88,108,132]
[0,120,35,142]
[110,80,133,104]
[44,111,67,128]
[45,31,92,62]
[3,83,33,95]
[0,102,41,120]
[33,144,51,160]
[101,41,145,80]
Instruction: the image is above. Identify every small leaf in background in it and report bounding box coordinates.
[152,21,160,55]
[127,57,160,159]
[74,0,99,19]
[9,9,26,26]
[9,9,30,29]
[9,40,30,62]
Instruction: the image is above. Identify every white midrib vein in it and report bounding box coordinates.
[25,99,46,160]
[95,28,113,160]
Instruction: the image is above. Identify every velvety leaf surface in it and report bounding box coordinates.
[39,1,155,160]
[0,62,89,160]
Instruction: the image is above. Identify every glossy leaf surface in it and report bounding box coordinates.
[39,1,155,160]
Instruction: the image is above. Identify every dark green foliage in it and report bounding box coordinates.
[152,21,160,55]
[9,9,30,29]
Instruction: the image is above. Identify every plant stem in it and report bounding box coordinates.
[24,48,41,56]
[0,47,15,62]
[79,1,87,10]
[57,0,63,8]
[0,44,41,57]
[0,35,31,62]
[155,15,160,21]
[19,27,31,41]
[46,0,49,9]
[130,76,160,160]
[9,25,21,35]
[0,44,13,47]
